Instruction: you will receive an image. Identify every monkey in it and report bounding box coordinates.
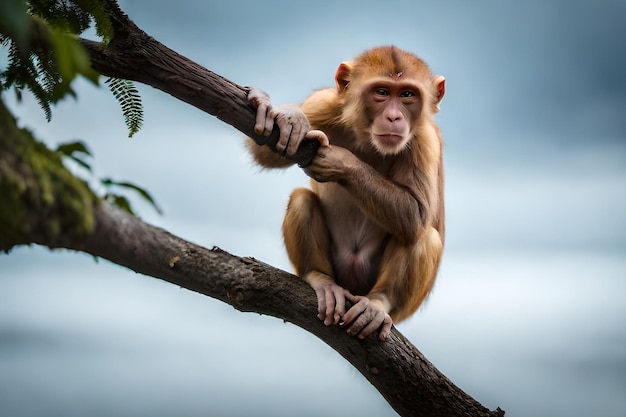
[247,46,445,341]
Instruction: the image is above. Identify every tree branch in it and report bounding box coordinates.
[77,16,505,414]
[79,7,319,167]
[1,4,505,416]
[68,202,503,417]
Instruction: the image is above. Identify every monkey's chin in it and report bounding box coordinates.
[372,134,407,155]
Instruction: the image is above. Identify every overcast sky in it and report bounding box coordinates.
[1,1,625,416]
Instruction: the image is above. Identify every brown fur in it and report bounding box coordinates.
[249,46,445,324]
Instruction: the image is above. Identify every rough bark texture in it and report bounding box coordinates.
[0,2,506,416]
[80,2,319,168]
[64,202,503,417]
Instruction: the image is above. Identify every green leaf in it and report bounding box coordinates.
[56,140,92,171]
[56,141,92,157]
[104,194,135,216]
[68,155,92,172]
[49,29,99,100]
[0,0,29,47]
[101,178,162,215]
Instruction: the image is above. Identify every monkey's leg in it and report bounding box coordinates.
[282,188,333,278]
[370,226,443,323]
[283,188,348,325]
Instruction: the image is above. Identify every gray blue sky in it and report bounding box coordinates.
[1,1,625,416]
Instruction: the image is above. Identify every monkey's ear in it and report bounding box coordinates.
[434,75,445,103]
[335,62,353,92]
[433,75,445,112]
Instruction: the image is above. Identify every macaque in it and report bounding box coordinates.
[247,46,445,341]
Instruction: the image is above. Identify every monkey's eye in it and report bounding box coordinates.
[374,88,390,96]
[400,90,416,98]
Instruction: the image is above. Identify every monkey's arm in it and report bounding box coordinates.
[348,162,429,245]
[306,145,430,246]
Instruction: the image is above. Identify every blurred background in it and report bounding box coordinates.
[1,1,625,416]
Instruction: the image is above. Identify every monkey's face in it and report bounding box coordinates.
[363,79,423,155]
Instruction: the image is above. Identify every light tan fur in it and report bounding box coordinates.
[248,46,445,337]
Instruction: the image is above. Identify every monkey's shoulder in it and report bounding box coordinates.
[302,87,338,108]
[301,88,343,127]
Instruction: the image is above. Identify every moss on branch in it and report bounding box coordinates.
[0,99,96,251]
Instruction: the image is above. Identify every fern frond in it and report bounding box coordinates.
[105,77,144,137]
[28,77,53,121]
[2,40,55,120]
[27,0,91,34]
[71,0,115,43]
[34,48,60,95]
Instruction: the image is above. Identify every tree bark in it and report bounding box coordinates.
[80,2,319,168]
[70,202,503,417]
[1,2,505,416]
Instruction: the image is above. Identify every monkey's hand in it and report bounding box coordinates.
[248,87,277,139]
[341,293,393,341]
[303,271,347,327]
[304,143,359,183]
[248,88,321,157]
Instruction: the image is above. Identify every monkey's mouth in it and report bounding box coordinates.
[375,133,404,148]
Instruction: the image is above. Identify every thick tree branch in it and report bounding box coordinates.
[76,16,505,415]
[0,4,505,416]
[68,202,503,417]
[79,7,319,167]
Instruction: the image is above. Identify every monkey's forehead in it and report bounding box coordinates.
[353,47,432,80]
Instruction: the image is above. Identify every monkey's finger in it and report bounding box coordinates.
[306,130,330,147]
[342,291,363,311]
[289,115,313,157]
[343,290,358,301]
[262,108,276,137]
[379,315,393,341]
[323,286,343,326]
[337,290,354,324]
[253,102,271,136]
[253,104,266,135]
[331,286,347,325]
[341,299,367,329]
[346,308,371,337]
[286,125,306,157]
[358,313,385,340]
[315,289,328,323]
[276,123,293,156]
